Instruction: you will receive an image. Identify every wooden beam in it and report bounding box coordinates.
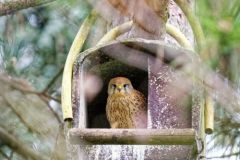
[69,128,196,145]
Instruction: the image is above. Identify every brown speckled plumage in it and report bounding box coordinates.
[106,77,147,128]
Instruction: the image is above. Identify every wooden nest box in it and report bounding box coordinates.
[68,39,204,159]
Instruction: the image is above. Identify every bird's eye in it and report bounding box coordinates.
[111,84,116,88]
[123,84,129,88]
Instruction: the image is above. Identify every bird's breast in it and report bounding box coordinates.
[107,95,135,127]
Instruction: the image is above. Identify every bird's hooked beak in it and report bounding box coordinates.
[116,84,123,92]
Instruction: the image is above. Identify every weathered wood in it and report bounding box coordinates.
[69,128,196,145]
[70,0,202,159]
[87,0,168,39]
[71,39,200,159]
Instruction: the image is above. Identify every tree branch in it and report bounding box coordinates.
[0,148,11,160]
[43,67,63,93]
[0,0,56,16]
[40,95,62,123]
[0,73,62,127]
[0,74,61,102]
[4,99,35,134]
[0,127,48,160]
[173,0,207,58]
[206,151,240,159]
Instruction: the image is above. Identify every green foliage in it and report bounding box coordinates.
[197,0,240,159]
[0,1,91,90]
[198,0,240,64]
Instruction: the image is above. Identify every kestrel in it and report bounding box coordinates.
[106,77,147,128]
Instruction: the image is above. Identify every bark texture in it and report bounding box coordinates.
[0,0,55,16]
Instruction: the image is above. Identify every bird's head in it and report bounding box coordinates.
[108,77,134,95]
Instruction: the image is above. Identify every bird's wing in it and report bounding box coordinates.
[106,97,113,126]
[132,90,147,111]
[130,90,147,128]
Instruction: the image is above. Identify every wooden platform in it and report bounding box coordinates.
[69,128,196,145]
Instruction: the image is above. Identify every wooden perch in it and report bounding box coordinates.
[69,128,196,145]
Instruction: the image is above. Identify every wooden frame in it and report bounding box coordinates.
[70,39,204,159]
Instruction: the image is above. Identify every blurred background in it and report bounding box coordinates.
[0,0,240,159]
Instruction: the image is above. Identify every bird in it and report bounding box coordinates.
[106,77,147,128]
